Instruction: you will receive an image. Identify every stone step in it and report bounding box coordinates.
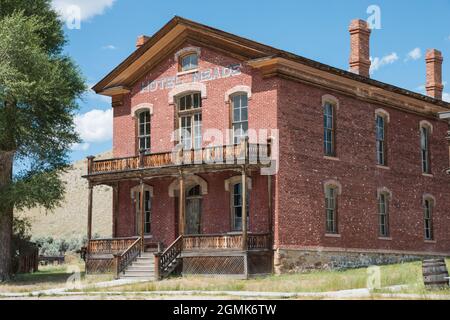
[122,271,155,277]
[120,276,154,281]
[127,266,154,272]
[132,261,154,266]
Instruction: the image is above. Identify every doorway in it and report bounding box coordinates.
[185,185,202,235]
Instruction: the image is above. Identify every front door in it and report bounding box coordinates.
[185,185,202,235]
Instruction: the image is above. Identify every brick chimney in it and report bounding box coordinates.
[136,35,150,48]
[349,19,371,77]
[425,49,444,100]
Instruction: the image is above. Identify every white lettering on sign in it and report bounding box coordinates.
[140,64,242,93]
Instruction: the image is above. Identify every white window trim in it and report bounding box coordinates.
[322,94,340,110]
[168,175,208,197]
[224,176,252,192]
[375,108,390,123]
[419,120,434,134]
[225,86,252,102]
[174,46,201,62]
[131,103,153,118]
[323,179,342,195]
[168,83,207,105]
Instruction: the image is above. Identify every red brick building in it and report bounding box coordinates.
[85,17,450,278]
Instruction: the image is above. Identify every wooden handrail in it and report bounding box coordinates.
[88,237,138,255]
[156,235,183,280]
[114,237,142,279]
[88,142,272,175]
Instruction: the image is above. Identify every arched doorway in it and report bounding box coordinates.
[185,185,202,235]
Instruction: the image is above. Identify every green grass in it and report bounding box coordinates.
[85,259,450,294]
[0,256,112,293]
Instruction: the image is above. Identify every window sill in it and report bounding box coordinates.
[325,233,341,238]
[143,235,153,239]
[177,69,198,76]
[422,173,434,178]
[424,240,436,244]
[323,156,340,161]
[376,165,390,170]
[378,237,392,241]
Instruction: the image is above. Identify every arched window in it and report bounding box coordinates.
[376,113,387,166]
[323,102,336,156]
[231,93,248,144]
[420,125,431,174]
[178,92,202,149]
[137,110,151,152]
[423,196,434,240]
[324,185,339,234]
[180,53,198,72]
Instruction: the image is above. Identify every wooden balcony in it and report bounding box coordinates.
[86,140,272,177]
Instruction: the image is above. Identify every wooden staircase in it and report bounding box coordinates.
[119,252,155,280]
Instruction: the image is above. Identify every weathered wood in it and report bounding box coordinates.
[115,237,142,279]
[140,179,145,250]
[158,235,183,279]
[87,237,138,255]
[182,233,270,251]
[423,259,449,287]
[87,142,272,175]
[179,173,185,236]
[87,185,93,241]
[242,167,248,251]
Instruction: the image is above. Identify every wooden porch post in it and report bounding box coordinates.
[140,178,145,251]
[241,167,247,251]
[87,183,93,241]
[178,171,185,236]
[112,183,119,238]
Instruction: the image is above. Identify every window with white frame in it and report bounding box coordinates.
[231,93,248,144]
[138,110,151,152]
[178,92,202,149]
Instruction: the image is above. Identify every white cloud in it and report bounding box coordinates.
[52,0,115,21]
[71,142,90,151]
[74,109,113,143]
[405,48,422,62]
[370,52,399,74]
[102,44,117,50]
[443,92,450,102]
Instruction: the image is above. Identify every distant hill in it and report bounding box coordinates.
[16,151,113,240]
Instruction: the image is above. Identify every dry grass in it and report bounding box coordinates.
[88,259,450,294]
[0,256,112,293]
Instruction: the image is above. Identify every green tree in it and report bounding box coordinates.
[0,0,85,281]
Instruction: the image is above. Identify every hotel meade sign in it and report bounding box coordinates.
[140,64,242,93]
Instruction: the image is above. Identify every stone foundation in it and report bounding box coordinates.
[274,248,448,274]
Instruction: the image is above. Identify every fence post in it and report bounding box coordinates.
[113,254,120,279]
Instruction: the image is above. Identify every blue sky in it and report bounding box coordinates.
[56,0,450,162]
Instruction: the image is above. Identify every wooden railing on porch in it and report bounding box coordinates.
[155,235,183,280]
[113,237,142,279]
[183,233,271,251]
[87,140,272,175]
[87,237,138,255]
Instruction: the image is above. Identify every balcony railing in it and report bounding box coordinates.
[87,139,272,175]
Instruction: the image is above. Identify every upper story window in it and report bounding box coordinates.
[376,115,387,166]
[138,110,151,152]
[178,92,202,149]
[323,102,336,156]
[180,53,198,72]
[231,93,248,144]
[420,125,431,174]
[423,197,434,240]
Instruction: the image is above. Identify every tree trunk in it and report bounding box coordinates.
[0,151,14,282]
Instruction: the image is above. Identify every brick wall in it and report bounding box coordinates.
[111,42,449,256]
[277,78,450,254]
